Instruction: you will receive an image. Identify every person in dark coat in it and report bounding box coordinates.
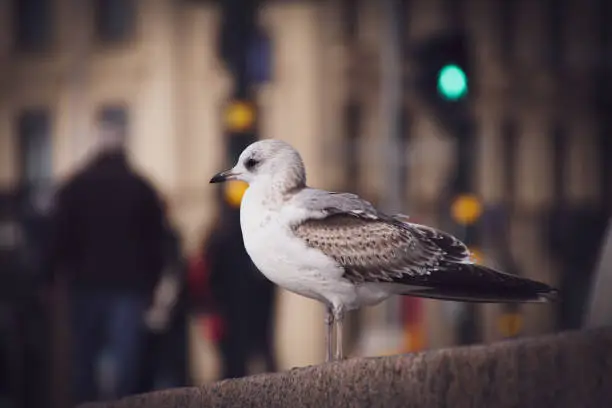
[138,205,189,393]
[48,125,165,404]
[205,208,277,379]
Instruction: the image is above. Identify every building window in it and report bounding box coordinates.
[13,0,52,52]
[547,0,566,72]
[596,0,612,71]
[598,119,612,210]
[551,121,568,201]
[501,117,518,205]
[341,0,359,41]
[16,109,53,210]
[344,101,361,192]
[96,105,129,147]
[444,0,465,29]
[499,0,516,65]
[94,0,136,44]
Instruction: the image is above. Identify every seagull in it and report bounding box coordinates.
[210,139,558,362]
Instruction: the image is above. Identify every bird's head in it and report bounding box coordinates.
[210,139,306,192]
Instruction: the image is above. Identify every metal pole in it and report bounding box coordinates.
[381,0,403,216]
[454,118,480,345]
[380,0,406,340]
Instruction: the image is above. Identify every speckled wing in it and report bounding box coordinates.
[290,189,558,303]
[292,212,470,284]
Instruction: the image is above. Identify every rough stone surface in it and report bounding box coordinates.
[79,328,612,408]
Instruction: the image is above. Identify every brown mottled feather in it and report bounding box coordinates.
[292,213,558,302]
[292,213,470,284]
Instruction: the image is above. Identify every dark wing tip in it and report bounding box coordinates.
[393,263,560,304]
[472,264,560,303]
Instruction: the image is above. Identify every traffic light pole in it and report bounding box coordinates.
[219,0,259,214]
[380,0,409,347]
[496,120,523,338]
[381,0,403,216]
[450,117,481,345]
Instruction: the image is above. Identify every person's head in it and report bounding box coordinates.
[93,106,129,158]
[96,121,126,156]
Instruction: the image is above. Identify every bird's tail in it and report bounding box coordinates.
[396,263,559,304]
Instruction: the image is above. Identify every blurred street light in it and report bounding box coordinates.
[451,194,482,225]
[437,64,468,101]
[225,101,256,133]
[224,180,248,208]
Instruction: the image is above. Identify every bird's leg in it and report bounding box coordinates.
[333,307,345,360]
[325,306,334,362]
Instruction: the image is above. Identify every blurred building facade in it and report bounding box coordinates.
[0,0,609,383]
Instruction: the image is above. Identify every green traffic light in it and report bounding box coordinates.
[437,64,468,100]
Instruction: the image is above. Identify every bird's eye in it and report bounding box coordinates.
[245,158,260,170]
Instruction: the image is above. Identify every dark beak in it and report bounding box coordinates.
[209,170,235,184]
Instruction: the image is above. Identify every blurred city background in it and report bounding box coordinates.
[0,0,611,407]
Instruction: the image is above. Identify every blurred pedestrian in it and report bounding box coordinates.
[203,208,277,379]
[139,202,189,392]
[47,120,165,404]
[15,185,54,408]
[186,226,227,370]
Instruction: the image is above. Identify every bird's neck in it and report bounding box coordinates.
[248,176,305,209]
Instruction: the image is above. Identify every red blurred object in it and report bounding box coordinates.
[202,314,225,343]
[187,256,208,301]
[402,296,425,352]
[187,254,226,342]
[403,296,422,324]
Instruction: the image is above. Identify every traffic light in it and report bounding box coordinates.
[412,30,471,133]
[218,0,260,214]
[219,0,258,80]
[437,64,468,101]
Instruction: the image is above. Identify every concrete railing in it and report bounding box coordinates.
[80,327,612,408]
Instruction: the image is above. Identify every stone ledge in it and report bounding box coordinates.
[80,327,612,408]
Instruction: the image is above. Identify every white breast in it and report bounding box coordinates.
[239,186,351,305]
